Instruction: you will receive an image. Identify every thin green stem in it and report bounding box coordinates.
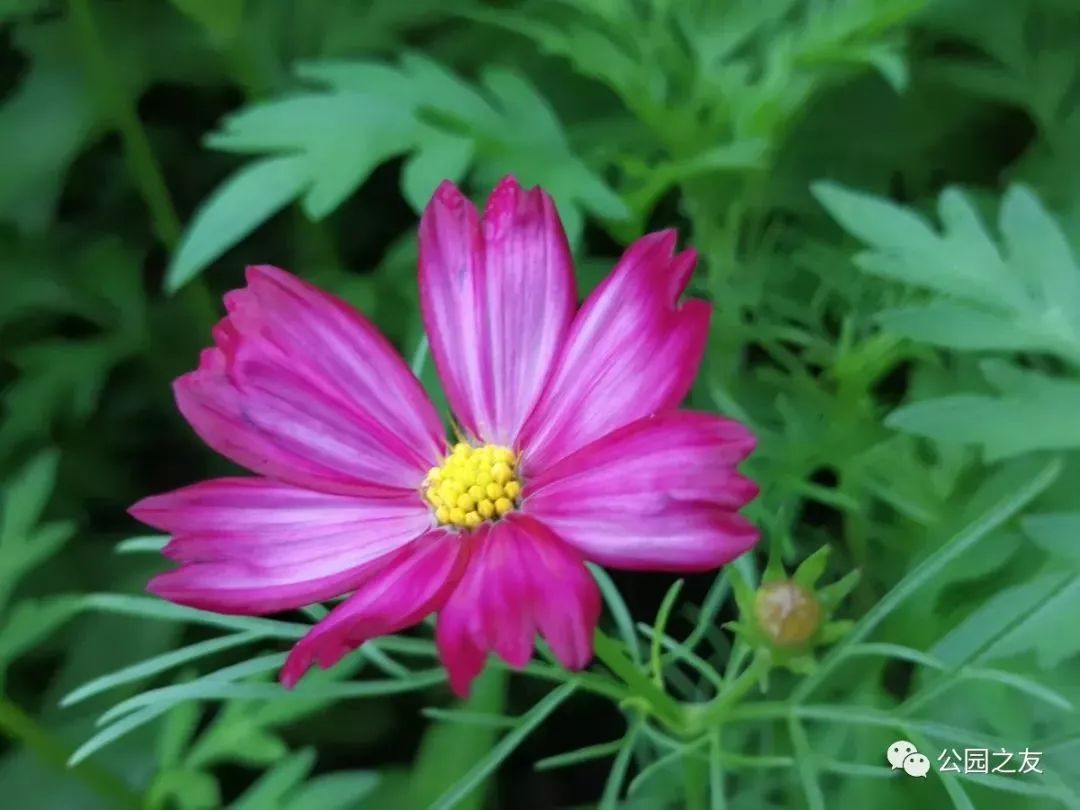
[69,0,181,247]
[592,630,687,732]
[683,751,708,810]
[650,579,684,688]
[0,694,141,807]
[69,0,216,330]
[689,653,768,732]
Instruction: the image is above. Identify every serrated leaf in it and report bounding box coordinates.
[817,182,1080,362]
[170,55,624,289]
[887,364,1080,460]
[999,184,1080,322]
[876,300,1049,351]
[401,131,474,212]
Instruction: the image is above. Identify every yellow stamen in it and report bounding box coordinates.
[423,443,523,529]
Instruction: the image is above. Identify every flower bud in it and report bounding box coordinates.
[753,580,821,647]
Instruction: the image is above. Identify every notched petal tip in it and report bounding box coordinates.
[669,248,699,300]
[430,179,470,211]
[482,175,561,242]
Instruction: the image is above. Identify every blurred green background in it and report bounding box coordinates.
[2,0,1080,808]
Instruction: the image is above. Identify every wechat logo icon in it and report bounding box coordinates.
[887,740,930,777]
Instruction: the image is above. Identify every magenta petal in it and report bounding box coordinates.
[175,265,445,495]
[525,412,760,571]
[518,231,710,470]
[436,514,600,696]
[419,177,575,446]
[133,478,431,614]
[281,529,467,688]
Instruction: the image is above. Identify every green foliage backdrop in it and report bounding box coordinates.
[2,0,1079,808]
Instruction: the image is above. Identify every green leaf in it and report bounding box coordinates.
[650,579,684,689]
[535,738,627,771]
[0,19,97,232]
[285,771,381,810]
[600,722,642,809]
[62,631,263,706]
[792,545,831,588]
[0,450,59,541]
[114,535,169,554]
[999,184,1080,321]
[979,578,1080,669]
[229,748,315,810]
[157,696,202,769]
[82,593,311,638]
[876,300,1050,351]
[816,182,1080,362]
[0,595,81,682]
[172,53,624,282]
[924,567,1074,686]
[409,667,507,810]
[401,131,474,212]
[590,564,642,665]
[97,653,288,725]
[428,683,577,810]
[419,708,519,730]
[167,0,244,43]
[1021,512,1080,566]
[147,768,220,810]
[166,155,308,292]
[69,701,174,765]
[794,456,1061,700]
[101,666,446,727]
[888,363,1080,460]
[0,451,73,608]
[679,570,730,656]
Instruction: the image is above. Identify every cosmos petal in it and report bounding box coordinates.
[525,411,759,571]
[419,177,575,446]
[135,478,432,613]
[518,231,710,471]
[175,265,444,495]
[281,529,468,688]
[436,514,600,696]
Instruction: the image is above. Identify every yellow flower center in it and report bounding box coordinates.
[423,442,522,528]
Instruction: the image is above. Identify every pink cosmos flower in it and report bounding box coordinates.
[130,177,759,696]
